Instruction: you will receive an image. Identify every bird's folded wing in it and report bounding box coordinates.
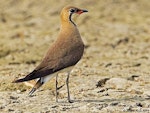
[13,53,80,83]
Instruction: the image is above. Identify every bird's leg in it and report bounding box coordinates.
[66,72,73,103]
[28,78,43,96]
[56,74,58,102]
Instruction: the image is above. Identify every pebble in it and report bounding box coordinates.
[110,102,119,106]
[136,102,143,107]
[10,96,18,100]
[105,78,130,90]
[8,109,14,112]
[17,90,21,93]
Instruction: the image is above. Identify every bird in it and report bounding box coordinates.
[13,6,88,103]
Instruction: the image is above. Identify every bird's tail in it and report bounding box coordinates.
[12,70,38,83]
[28,78,44,96]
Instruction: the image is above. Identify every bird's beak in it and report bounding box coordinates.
[76,9,88,14]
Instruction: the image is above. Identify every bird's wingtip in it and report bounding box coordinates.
[12,78,26,83]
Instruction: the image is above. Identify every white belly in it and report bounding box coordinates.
[41,66,73,83]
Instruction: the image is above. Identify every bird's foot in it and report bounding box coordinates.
[68,99,74,103]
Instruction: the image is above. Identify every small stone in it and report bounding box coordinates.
[10,96,18,100]
[97,88,108,93]
[96,78,110,87]
[127,75,139,81]
[110,102,119,106]
[136,103,143,107]
[0,106,5,109]
[51,105,58,108]
[8,109,14,112]
[17,90,21,93]
[105,63,112,67]
[106,78,130,90]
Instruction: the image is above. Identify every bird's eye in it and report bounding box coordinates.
[70,9,75,13]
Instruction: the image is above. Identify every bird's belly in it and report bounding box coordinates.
[42,66,74,83]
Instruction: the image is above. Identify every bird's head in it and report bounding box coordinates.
[60,6,88,25]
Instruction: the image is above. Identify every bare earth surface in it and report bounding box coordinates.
[0,0,150,113]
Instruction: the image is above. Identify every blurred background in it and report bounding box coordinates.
[0,0,150,92]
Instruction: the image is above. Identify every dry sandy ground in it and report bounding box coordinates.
[0,0,150,112]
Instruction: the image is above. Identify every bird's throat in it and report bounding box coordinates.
[69,13,76,26]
